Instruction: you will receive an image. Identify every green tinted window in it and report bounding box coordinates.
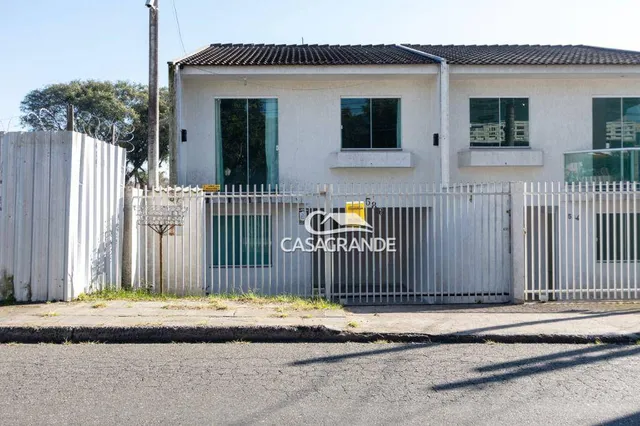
[470,98,529,147]
[593,98,640,149]
[341,98,400,149]
[212,216,271,266]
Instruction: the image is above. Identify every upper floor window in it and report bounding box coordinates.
[593,98,640,149]
[470,98,529,148]
[341,98,401,149]
[215,98,278,189]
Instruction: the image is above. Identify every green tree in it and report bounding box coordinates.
[20,80,170,186]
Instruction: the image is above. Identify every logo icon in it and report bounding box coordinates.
[304,211,373,235]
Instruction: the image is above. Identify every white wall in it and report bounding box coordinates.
[0,132,126,301]
[179,72,640,186]
[179,76,440,186]
[450,77,640,183]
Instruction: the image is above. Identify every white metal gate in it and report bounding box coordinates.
[131,183,512,304]
[524,182,640,301]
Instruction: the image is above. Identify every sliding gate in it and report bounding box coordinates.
[132,183,512,304]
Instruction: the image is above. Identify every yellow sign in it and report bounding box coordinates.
[202,184,221,193]
[345,201,366,224]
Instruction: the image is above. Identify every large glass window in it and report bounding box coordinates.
[469,98,529,147]
[593,98,640,149]
[215,99,278,189]
[341,98,401,149]
[212,216,271,266]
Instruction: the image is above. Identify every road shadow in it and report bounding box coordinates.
[290,342,435,366]
[432,344,640,391]
[598,411,640,425]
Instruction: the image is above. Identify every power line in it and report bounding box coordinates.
[168,0,381,92]
[171,0,187,54]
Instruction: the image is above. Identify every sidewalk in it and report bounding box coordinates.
[1,300,640,344]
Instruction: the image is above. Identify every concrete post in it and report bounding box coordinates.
[147,1,160,188]
[510,181,526,303]
[121,186,133,290]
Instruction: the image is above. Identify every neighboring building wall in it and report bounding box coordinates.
[179,75,440,186]
[450,77,640,183]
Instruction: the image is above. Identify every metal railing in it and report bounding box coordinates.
[564,147,640,184]
[524,181,640,300]
[132,183,512,304]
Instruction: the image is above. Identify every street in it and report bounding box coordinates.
[1,343,639,425]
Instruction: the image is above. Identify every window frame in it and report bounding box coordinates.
[340,96,402,151]
[214,96,279,190]
[211,214,272,268]
[595,212,640,263]
[592,96,640,150]
[468,96,531,149]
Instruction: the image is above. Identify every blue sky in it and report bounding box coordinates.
[1,0,639,131]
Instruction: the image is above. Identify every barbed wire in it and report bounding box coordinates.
[14,107,138,153]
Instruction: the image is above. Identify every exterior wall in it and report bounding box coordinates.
[450,77,640,183]
[179,76,440,186]
[179,72,640,186]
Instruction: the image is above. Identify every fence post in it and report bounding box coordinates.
[510,181,526,303]
[121,185,133,290]
[323,184,333,301]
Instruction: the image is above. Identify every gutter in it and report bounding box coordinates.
[395,44,450,186]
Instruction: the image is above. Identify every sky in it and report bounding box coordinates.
[1,0,639,131]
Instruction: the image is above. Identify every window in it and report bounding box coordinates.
[596,213,640,262]
[215,99,278,189]
[341,98,401,149]
[212,216,271,266]
[469,98,529,147]
[593,98,640,149]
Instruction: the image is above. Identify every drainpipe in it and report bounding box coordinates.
[169,62,182,185]
[395,45,450,186]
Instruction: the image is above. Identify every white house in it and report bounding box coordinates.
[168,43,640,187]
[144,44,640,303]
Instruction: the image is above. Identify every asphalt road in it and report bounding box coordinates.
[1,343,639,426]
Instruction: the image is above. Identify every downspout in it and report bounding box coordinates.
[168,62,182,185]
[395,45,450,186]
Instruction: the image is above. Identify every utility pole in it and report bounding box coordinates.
[147,0,159,188]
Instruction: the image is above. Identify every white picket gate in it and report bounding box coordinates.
[131,183,513,304]
[523,182,640,301]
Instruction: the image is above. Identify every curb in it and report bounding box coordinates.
[1,325,639,344]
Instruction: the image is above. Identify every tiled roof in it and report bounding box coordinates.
[174,44,437,66]
[404,44,640,65]
[174,43,640,67]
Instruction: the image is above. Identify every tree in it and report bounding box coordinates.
[20,80,170,186]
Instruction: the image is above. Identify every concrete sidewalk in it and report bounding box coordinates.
[1,300,640,344]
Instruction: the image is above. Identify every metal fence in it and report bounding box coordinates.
[131,183,512,304]
[524,182,640,300]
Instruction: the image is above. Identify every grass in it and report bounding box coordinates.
[347,320,359,328]
[91,302,107,309]
[162,300,229,311]
[76,289,342,310]
[39,311,59,317]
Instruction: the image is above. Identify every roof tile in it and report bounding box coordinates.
[174,43,640,67]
